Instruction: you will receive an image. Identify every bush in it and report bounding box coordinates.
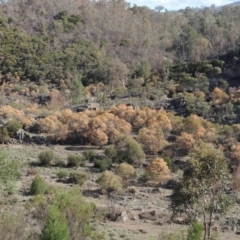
[54,157,65,167]
[56,170,68,180]
[157,231,185,240]
[67,155,84,167]
[41,205,70,240]
[68,171,89,185]
[38,150,54,166]
[30,174,46,195]
[49,187,103,240]
[104,145,117,158]
[0,149,21,195]
[0,127,10,143]
[113,135,145,165]
[93,158,112,172]
[0,211,27,240]
[82,150,97,162]
[115,162,135,180]
[145,158,170,183]
[187,221,203,240]
[163,156,178,172]
[5,120,22,137]
[97,171,123,195]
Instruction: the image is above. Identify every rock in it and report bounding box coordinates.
[126,210,139,221]
[173,217,188,225]
[116,211,129,223]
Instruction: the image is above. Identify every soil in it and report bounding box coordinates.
[3,143,240,240]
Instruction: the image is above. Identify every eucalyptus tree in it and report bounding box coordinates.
[171,141,233,240]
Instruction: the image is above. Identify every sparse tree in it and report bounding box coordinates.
[155,6,164,12]
[171,141,233,240]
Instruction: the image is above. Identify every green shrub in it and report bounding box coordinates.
[0,127,10,143]
[56,170,68,180]
[115,162,135,180]
[0,211,27,240]
[30,174,46,195]
[50,187,103,240]
[113,135,145,165]
[68,172,89,185]
[104,145,117,158]
[158,231,185,240]
[5,120,22,137]
[38,150,54,166]
[54,157,65,167]
[41,205,70,240]
[187,221,203,240]
[0,149,21,195]
[82,149,97,162]
[97,171,123,195]
[67,155,84,167]
[93,158,112,172]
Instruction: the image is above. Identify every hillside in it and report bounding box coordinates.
[227,1,240,7]
[0,1,240,240]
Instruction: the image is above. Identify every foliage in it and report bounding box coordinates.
[0,127,10,143]
[67,155,84,167]
[0,211,28,240]
[0,149,21,194]
[50,187,103,240]
[97,171,123,195]
[186,221,203,240]
[5,120,22,137]
[137,127,167,154]
[38,150,54,166]
[115,162,135,180]
[171,141,233,240]
[93,158,112,172]
[41,205,70,240]
[163,156,176,172]
[56,170,68,180]
[30,174,46,196]
[113,135,146,165]
[157,231,186,240]
[68,171,89,185]
[70,73,85,105]
[104,145,117,159]
[145,158,170,183]
[30,186,102,240]
[82,150,97,162]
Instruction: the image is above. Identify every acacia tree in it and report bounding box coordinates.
[171,141,233,240]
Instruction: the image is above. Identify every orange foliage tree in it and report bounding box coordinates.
[39,114,68,141]
[176,132,195,154]
[137,127,167,154]
[86,112,131,145]
[211,87,229,105]
[146,157,170,183]
[0,105,35,129]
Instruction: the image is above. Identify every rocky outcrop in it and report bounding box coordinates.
[16,129,48,144]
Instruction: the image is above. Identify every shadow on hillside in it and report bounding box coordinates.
[82,189,101,198]
[65,146,101,151]
[29,161,41,167]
